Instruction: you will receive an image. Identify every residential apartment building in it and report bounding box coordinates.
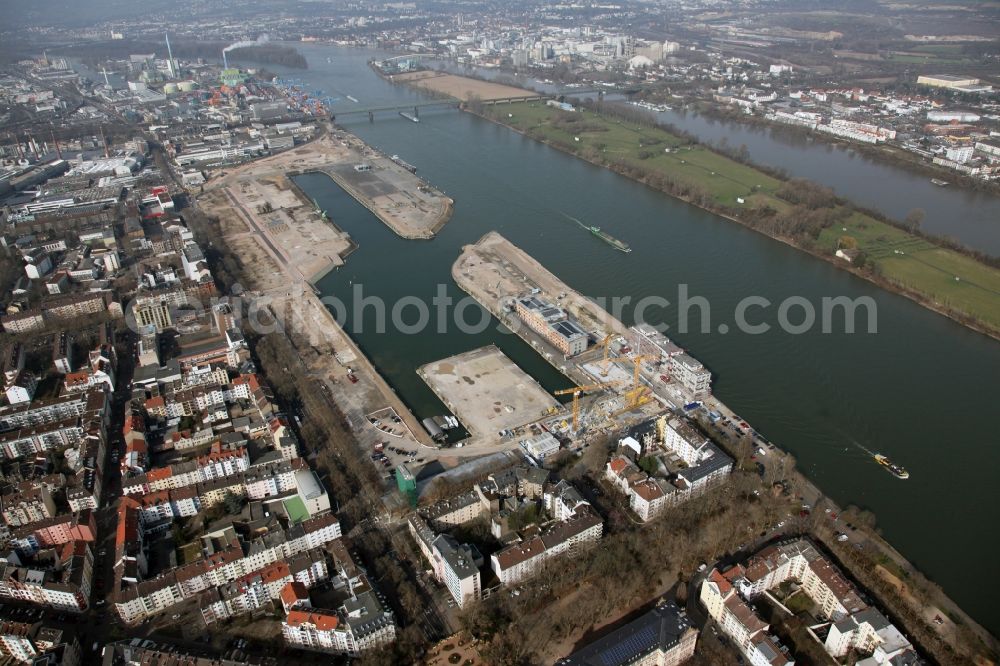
[0,541,93,612]
[668,352,711,397]
[0,418,88,461]
[113,513,341,624]
[418,490,484,530]
[120,442,250,495]
[700,569,792,666]
[0,618,82,665]
[282,590,396,656]
[0,311,45,334]
[102,639,276,666]
[200,550,329,625]
[10,509,97,553]
[0,390,105,434]
[825,607,914,662]
[41,291,110,320]
[628,323,683,365]
[491,507,603,585]
[701,539,920,665]
[0,619,37,662]
[605,416,733,522]
[1,483,57,527]
[408,516,481,609]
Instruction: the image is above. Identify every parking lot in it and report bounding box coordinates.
[365,406,431,478]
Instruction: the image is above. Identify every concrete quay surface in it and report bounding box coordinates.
[418,345,562,439]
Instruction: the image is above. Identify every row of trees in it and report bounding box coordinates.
[817,515,991,665]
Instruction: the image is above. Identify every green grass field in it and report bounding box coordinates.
[496,101,779,206]
[886,53,973,65]
[486,102,1000,333]
[910,44,965,55]
[818,214,1000,328]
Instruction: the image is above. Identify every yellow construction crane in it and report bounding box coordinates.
[602,354,657,414]
[598,333,616,375]
[554,380,625,431]
[603,354,655,390]
[610,386,653,417]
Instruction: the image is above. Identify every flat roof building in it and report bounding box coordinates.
[433,534,482,609]
[516,295,588,357]
[521,432,560,460]
[557,601,697,665]
[917,74,980,89]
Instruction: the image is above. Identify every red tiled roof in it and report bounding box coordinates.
[608,456,629,474]
[709,568,733,596]
[234,374,262,391]
[139,490,171,506]
[146,467,172,482]
[195,445,244,467]
[723,565,745,583]
[123,414,144,434]
[116,498,140,546]
[65,370,90,385]
[259,561,290,584]
[724,595,768,636]
[631,479,664,502]
[280,581,308,606]
[285,609,338,631]
[494,535,545,570]
[124,439,147,454]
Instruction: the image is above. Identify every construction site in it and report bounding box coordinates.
[200,172,354,289]
[452,232,668,441]
[417,345,563,440]
[314,129,453,239]
[196,134,680,468]
[390,70,541,102]
[206,127,452,242]
[196,129,448,485]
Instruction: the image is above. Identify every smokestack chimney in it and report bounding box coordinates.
[223,50,228,69]
[100,127,109,158]
[165,33,174,61]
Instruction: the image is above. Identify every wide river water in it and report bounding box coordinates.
[435,60,1000,256]
[269,45,999,632]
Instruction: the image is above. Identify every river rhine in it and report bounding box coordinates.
[436,60,1000,256]
[268,45,999,633]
